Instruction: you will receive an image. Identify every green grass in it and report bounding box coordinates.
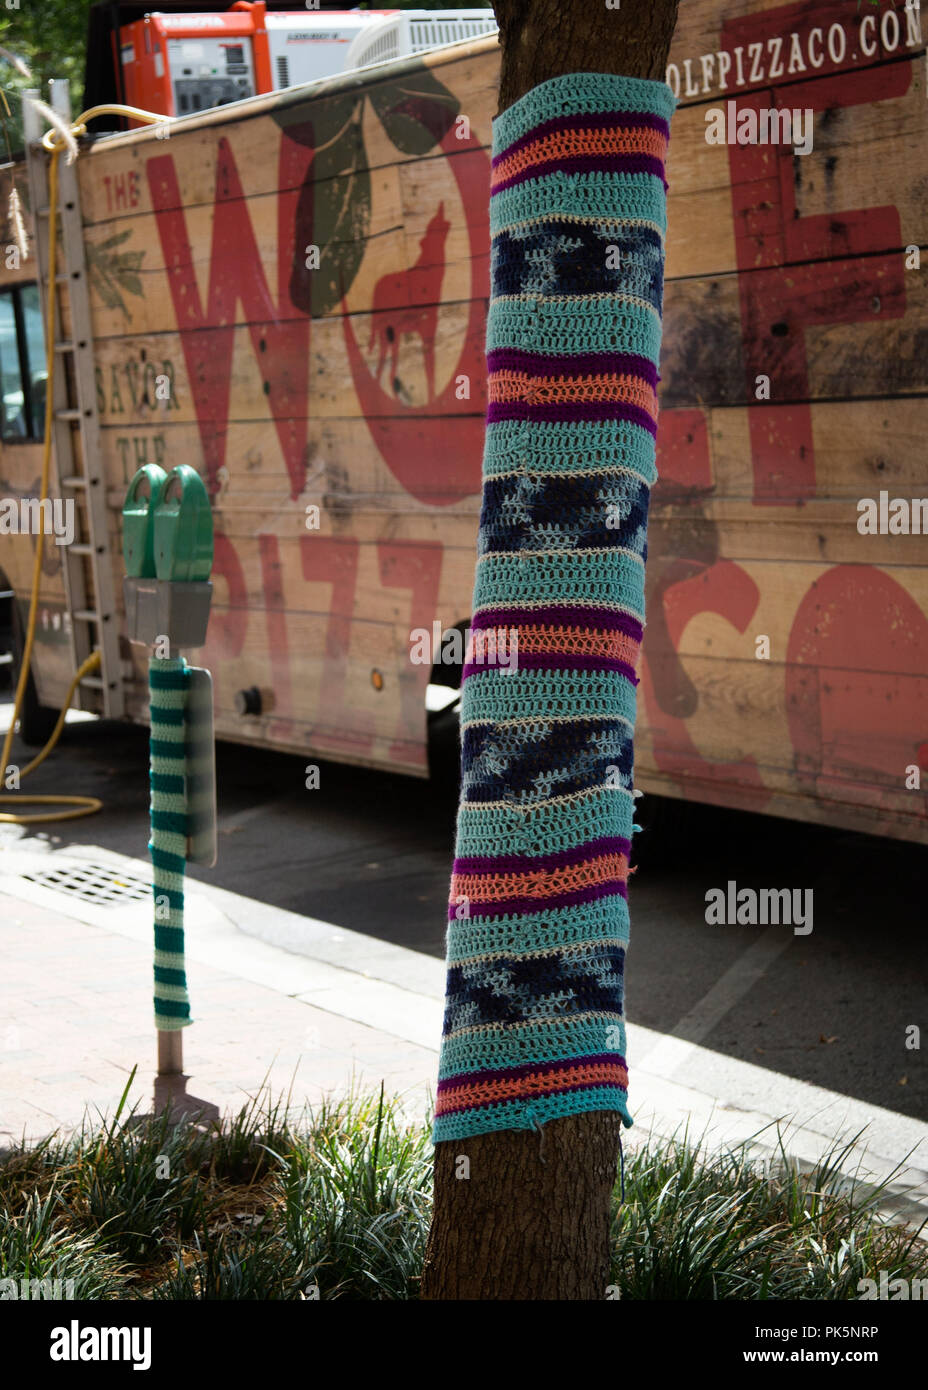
[1,1080,924,1300]
[611,1126,926,1300]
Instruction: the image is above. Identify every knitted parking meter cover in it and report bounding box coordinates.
[432,72,675,1143]
[149,656,192,1030]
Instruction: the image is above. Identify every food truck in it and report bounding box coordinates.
[1,0,926,844]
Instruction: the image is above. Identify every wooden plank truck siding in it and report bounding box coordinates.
[0,0,925,843]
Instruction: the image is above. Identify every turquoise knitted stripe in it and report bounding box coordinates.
[149,667,189,690]
[473,552,645,622]
[446,896,631,965]
[150,740,185,762]
[490,170,668,238]
[483,419,659,485]
[434,1088,629,1141]
[460,668,638,730]
[156,999,192,1021]
[450,933,630,972]
[154,963,188,987]
[150,705,184,728]
[154,923,185,958]
[151,845,186,877]
[455,783,634,858]
[151,771,184,795]
[491,70,676,147]
[153,884,184,908]
[493,211,664,247]
[439,1015,628,1081]
[149,655,191,1032]
[486,293,662,361]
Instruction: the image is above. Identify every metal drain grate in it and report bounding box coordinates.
[23,861,151,906]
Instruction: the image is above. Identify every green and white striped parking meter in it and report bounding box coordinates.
[120,463,217,1079]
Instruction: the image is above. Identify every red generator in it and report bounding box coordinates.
[114,3,497,119]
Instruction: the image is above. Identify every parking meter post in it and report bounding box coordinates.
[121,466,215,1082]
[158,1021,185,1076]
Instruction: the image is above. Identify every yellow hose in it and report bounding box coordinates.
[0,103,169,825]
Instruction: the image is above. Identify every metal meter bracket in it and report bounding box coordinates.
[185,666,217,868]
[123,577,213,648]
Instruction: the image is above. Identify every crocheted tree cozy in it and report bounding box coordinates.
[432,72,675,1143]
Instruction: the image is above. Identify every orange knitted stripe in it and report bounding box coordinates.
[511,626,641,668]
[488,369,658,421]
[450,851,629,905]
[491,126,668,190]
[435,1059,629,1114]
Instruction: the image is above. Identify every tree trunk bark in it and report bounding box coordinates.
[494,0,680,113]
[421,0,679,1302]
[422,1112,625,1299]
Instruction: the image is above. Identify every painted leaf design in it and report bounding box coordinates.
[86,230,145,321]
[369,69,460,155]
[274,92,371,317]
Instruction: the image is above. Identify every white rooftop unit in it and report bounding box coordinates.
[345,9,498,71]
[266,10,497,90]
[266,11,381,88]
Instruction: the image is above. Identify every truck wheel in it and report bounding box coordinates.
[427,695,461,799]
[9,602,60,748]
[629,791,690,870]
[0,582,13,694]
[427,618,466,796]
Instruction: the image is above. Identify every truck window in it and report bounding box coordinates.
[0,283,46,441]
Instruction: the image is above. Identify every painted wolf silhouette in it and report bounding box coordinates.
[368,202,451,401]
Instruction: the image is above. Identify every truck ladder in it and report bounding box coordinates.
[22,79,124,718]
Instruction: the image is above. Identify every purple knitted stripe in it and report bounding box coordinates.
[453,836,632,875]
[463,652,638,684]
[448,880,628,922]
[493,152,667,195]
[471,605,644,642]
[492,110,670,166]
[487,399,658,436]
[487,347,659,388]
[436,1052,628,1092]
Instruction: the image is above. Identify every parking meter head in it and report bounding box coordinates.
[122,465,168,578]
[153,466,214,583]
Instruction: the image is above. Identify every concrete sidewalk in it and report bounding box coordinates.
[1,831,927,1227]
[0,836,442,1145]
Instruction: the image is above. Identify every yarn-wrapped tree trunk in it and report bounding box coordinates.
[421,0,680,1301]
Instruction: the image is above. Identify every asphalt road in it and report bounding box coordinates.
[1,693,925,1124]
